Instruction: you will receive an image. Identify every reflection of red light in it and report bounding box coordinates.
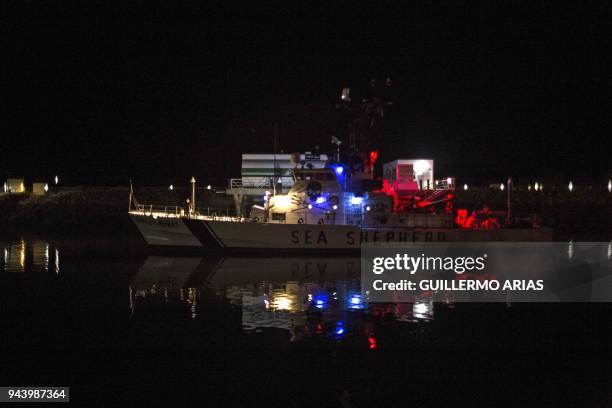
[368,337,377,349]
[370,150,379,165]
[316,323,323,334]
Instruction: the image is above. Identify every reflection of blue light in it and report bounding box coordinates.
[348,294,364,309]
[335,166,344,175]
[350,196,363,205]
[313,293,328,309]
[335,321,345,336]
[315,197,326,204]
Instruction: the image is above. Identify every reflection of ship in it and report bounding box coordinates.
[132,255,371,341]
[132,256,216,293]
[131,256,360,291]
[130,147,552,252]
[130,255,437,343]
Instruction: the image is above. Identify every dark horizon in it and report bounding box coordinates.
[4,2,611,186]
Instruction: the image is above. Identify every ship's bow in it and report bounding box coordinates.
[129,213,203,248]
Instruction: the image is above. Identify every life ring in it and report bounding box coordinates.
[253,217,259,223]
[298,218,304,224]
[317,219,325,225]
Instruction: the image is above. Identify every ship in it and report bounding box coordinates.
[129,149,552,253]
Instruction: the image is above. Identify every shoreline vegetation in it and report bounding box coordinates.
[1,186,610,241]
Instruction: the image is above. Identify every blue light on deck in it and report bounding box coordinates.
[335,321,345,336]
[335,166,344,175]
[350,196,363,205]
[315,196,326,204]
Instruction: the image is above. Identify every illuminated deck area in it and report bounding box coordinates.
[128,210,245,223]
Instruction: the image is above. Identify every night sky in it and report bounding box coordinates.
[4,2,611,186]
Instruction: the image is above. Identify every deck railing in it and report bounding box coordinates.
[130,202,240,220]
[132,203,181,216]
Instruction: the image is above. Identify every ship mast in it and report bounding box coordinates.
[273,121,278,196]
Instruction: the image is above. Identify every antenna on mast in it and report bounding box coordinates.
[331,136,343,162]
[273,121,279,196]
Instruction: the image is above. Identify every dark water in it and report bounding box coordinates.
[2,238,612,407]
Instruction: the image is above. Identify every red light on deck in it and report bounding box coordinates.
[455,208,469,227]
[455,207,503,229]
[368,150,379,174]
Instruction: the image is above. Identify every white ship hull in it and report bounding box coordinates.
[130,213,553,252]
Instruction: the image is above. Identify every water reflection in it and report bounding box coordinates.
[131,255,440,345]
[6,239,609,355]
[1,239,60,274]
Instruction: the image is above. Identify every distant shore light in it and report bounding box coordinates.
[463,184,468,191]
[54,175,59,185]
[169,184,174,191]
[568,181,573,192]
[206,185,211,190]
[608,180,612,193]
[534,182,539,192]
[500,183,505,191]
